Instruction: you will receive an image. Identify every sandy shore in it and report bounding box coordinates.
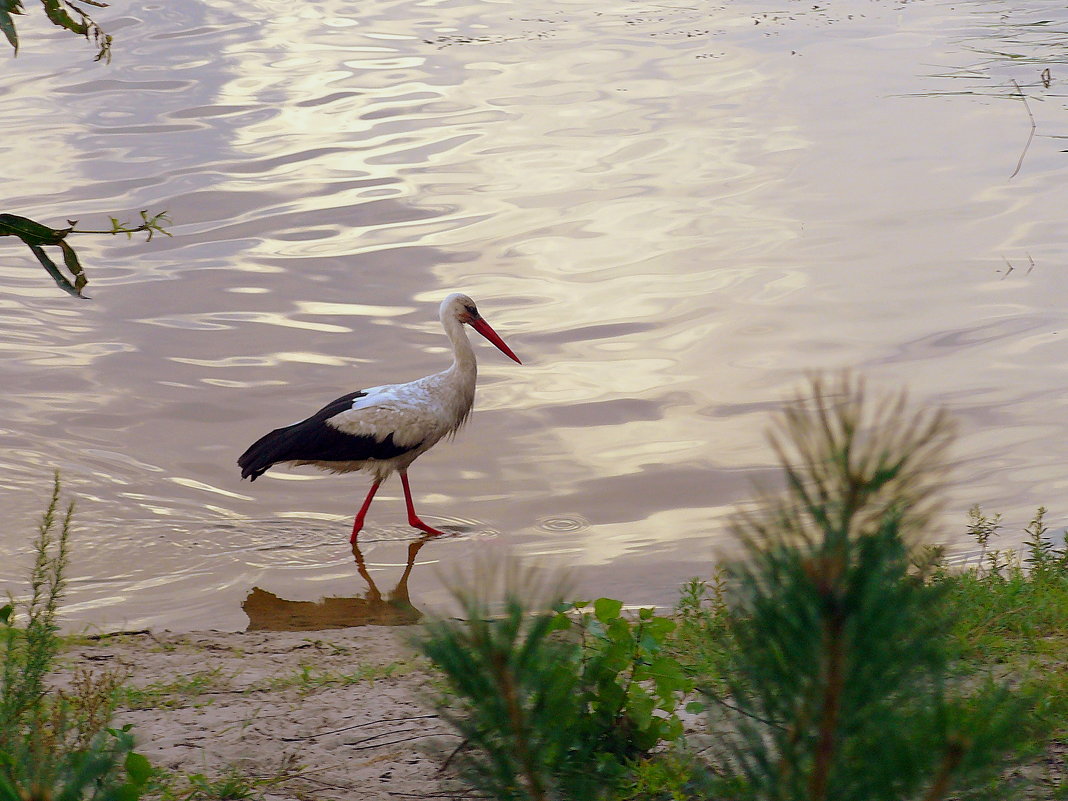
[63,627,466,800]
[60,624,1065,800]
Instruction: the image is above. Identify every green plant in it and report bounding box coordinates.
[418,565,695,801]
[419,573,588,801]
[706,374,1029,801]
[946,503,1068,666]
[966,504,1002,573]
[1021,506,1068,578]
[556,597,697,757]
[617,750,722,801]
[119,668,230,710]
[185,770,256,801]
[151,758,303,801]
[667,573,732,689]
[937,553,1068,800]
[0,473,151,801]
[259,659,413,694]
[0,211,171,298]
[1,0,112,60]
[1,474,72,730]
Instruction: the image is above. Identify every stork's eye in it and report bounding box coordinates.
[464,304,478,316]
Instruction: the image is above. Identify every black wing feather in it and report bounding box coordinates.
[238,390,418,480]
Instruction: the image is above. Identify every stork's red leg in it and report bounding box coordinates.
[350,481,381,543]
[400,472,445,536]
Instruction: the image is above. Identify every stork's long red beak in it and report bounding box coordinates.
[470,317,522,364]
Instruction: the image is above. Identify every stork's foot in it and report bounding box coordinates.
[399,472,445,536]
[349,481,382,544]
[408,516,445,537]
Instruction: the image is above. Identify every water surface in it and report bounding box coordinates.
[2,0,1068,630]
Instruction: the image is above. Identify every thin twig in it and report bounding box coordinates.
[437,735,471,774]
[698,685,786,730]
[1009,78,1036,179]
[83,628,151,640]
[349,732,450,751]
[282,713,439,741]
[344,726,429,748]
[299,775,360,791]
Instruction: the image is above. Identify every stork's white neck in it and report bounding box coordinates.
[441,308,477,379]
[436,309,478,433]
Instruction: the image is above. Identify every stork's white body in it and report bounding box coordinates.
[238,293,520,541]
[297,357,476,483]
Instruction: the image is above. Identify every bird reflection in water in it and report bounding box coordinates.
[242,534,433,631]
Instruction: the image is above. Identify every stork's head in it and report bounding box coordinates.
[441,292,522,364]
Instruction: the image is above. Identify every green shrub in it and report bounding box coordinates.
[704,375,1030,801]
[418,566,695,801]
[667,574,732,690]
[0,473,151,801]
[554,597,696,757]
[944,505,1068,666]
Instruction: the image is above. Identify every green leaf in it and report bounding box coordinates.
[0,1,22,52]
[28,244,84,298]
[593,597,623,622]
[593,638,632,675]
[638,607,655,620]
[0,8,18,52]
[660,715,683,742]
[109,786,140,801]
[626,685,655,730]
[0,214,88,297]
[640,616,676,641]
[124,751,153,785]
[685,700,706,714]
[57,240,88,294]
[594,677,625,710]
[0,212,67,245]
[548,611,572,632]
[0,603,11,624]
[41,0,86,34]
[648,657,689,698]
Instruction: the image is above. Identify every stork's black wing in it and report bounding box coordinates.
[237,390,418,480]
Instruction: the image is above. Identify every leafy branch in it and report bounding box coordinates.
[0,210,171,298]
[73,209,173,241]
[1,0,112,62]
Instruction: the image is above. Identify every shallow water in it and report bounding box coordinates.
[2,0,1068,631]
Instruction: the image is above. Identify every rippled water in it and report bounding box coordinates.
[2,0,1068,631]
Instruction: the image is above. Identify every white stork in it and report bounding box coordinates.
[238,293,521,542]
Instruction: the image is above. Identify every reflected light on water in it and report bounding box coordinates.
[2,0,1068,630]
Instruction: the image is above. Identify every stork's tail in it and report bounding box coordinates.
[238,427,291,481]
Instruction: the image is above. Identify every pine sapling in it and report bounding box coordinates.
[708,374,1027,801]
